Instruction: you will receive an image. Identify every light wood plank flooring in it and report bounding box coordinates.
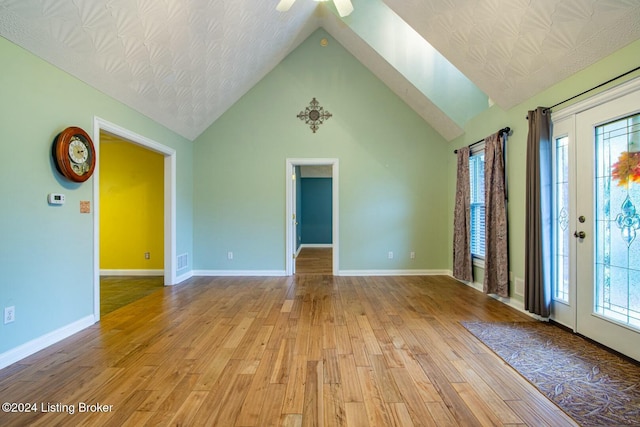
[296,247,332,275]
[100,276,165,316]
[0,275,577,426]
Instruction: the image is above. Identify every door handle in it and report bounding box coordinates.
[574,231,586,239]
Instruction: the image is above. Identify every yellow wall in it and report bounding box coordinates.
[100,138,164,270]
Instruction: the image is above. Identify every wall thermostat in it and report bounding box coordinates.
[48,193,66,205]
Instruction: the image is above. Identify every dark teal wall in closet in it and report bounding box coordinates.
[300,177,332,244]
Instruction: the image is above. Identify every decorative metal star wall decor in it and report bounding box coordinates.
[297,98,332,133]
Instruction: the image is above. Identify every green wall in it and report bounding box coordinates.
[447,38,640,302]
[193,29,451,272]
[0,36,193,355]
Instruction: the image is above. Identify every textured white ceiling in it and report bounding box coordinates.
[1,0,639,141]
[383,0,640,110]
[0,0,320,140]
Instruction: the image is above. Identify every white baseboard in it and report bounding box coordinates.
[193,270,287,277]
[457,278,539,319]
[0,315,95,370]
[175,270,194,284]
[193,269,450,277]
[338,269,451,276]
[100,269,164,276]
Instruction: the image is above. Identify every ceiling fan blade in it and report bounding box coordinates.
[276,0,297,12]
[333,0,353,17]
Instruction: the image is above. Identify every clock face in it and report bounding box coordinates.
[53,127,96,182]
[69,136,89,164]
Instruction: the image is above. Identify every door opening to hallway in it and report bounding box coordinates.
[286,158,339,276]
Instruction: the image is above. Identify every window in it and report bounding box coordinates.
[594,113,640,328]
[469,151,485,258]
[553,135,570,303]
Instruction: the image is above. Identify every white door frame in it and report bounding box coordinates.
[574,90,640,362]
[285,158,339,275]
[551,76,640,361]
[93,117,177,322]
[292,166,298,275]
[550,115,577,330]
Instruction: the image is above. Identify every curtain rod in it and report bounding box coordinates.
[453,127,510,154]
[527,65,640,118]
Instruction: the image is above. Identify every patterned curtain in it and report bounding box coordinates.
[483,132,509,297]
[453,147,473,282]
[524,107,552,317]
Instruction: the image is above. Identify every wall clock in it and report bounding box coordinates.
[52,126,96,182]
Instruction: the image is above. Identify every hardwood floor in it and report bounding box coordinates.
[0,274,577,426]
[100,276,165,316]
[296,247,332,275]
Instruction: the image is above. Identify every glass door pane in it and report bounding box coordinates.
[594,114,640,329]
[575,86,640,362]
[553,136,570,302]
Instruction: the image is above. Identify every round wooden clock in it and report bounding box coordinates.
[52,126,96,182]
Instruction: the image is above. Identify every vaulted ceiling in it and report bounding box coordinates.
[1,0,639,141]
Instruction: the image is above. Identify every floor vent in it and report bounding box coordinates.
[177,253,188,270]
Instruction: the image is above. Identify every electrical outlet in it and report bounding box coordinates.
[227,251,233,260]
[4,306,15,324]
[388,251,394,259]
[144,252,150,260]
[410,251,415,259]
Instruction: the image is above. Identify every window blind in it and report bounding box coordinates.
[469,153,485,258]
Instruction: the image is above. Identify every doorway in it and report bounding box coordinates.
[551,78,640,361]
[98,132,164,315]
[285,158,339,275]
[92,117,177,321]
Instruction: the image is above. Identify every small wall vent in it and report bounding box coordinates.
[177,253,189,271]
[515,277,525,297]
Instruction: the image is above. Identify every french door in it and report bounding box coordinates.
[553,81,640,361]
